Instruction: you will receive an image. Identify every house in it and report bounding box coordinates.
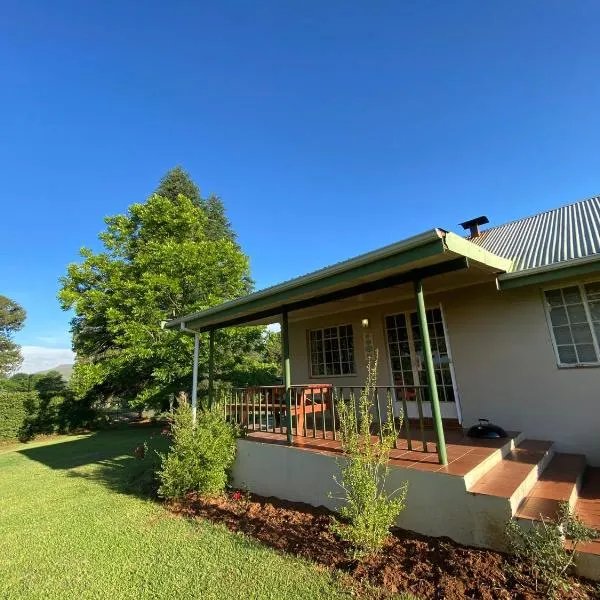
[165,196,600,579]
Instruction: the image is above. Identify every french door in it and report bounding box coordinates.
[384,306,460,420]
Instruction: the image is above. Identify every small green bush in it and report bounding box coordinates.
[0,390,33,440]
[157,400,237,500]
[506,502,597,597]
[331,352,407,557]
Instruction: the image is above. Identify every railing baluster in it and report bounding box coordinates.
[310,389,317,438]
[387,388,398,449]
[416,386,428,453]
[332,387,338,441]
[279,387,284,435]
[321,387,326,440]
[299,388,304,437]
[246,389,250,432]
[399,387,412,451]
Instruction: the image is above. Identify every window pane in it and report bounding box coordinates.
[553,326,573,345]
[584,282,600,300]
[572,323,594,344]
[577,344,597,363]
[545,289,564,307]
[563,286,583,304]
[549,306,568,326]
[588,301,600,322]
[567,304,587,324]
[557,345,578,364]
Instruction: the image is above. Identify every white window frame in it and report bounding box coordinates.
[542,281,600,368]
[308,324,356,378]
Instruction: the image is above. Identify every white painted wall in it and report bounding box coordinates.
[232,439,511,550]
[443,281,600,465]
[287,277,600,464]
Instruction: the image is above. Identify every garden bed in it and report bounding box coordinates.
[169,491,596,599]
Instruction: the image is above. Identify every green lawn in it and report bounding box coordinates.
[0,428,352,600]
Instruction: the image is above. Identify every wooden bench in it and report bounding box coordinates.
[227,384,332,435]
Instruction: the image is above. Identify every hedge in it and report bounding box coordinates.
[0,390,36,441]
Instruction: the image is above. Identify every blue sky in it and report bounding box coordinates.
[1,1,600,370]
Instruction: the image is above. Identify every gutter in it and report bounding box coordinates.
[497,254,600,290]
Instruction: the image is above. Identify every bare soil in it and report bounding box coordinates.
[169,491,597,600]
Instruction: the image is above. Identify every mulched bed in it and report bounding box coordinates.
[169,491,597,599]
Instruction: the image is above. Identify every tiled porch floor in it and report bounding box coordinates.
[244,427,519,477]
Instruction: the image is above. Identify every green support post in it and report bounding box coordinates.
[281,308,293,445]
[191,333,199,427]
[413,279,448,465]
[208,329,215,408]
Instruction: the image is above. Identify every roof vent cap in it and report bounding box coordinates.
[459,216,489,239]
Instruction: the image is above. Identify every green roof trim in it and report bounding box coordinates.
[443,232,514,272]
[165,228,513,332]
[497,254,600,290]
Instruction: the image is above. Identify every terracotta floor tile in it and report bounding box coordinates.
[518,497,561,520]
[409,461,443,472]
[246,428,521,482]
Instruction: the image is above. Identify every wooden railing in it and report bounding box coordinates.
[219,384,436,455]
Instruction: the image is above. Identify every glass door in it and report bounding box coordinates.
[384,306,458,419]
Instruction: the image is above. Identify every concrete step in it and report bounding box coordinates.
[469,439,555,513]
[462,431,525,489]
[515,453,586,523]
[572,467,600,581]
[466,440,554,549]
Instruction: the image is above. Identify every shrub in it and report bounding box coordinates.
[331,352,407,556]
[506,502,597,596]
[0,390,33,440]
[0,374,95,442]
[157,399,237,500]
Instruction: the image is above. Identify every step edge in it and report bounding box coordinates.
[515,454,587,521]
[464,432,525,490]
[468,438,553,497]
[508,447,555,514]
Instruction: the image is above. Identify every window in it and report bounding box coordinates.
[309,324,355,376]
[544,282,600,366]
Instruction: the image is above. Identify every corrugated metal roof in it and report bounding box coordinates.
[470,196,600,272]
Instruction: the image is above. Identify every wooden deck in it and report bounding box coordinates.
[244,427,520,477]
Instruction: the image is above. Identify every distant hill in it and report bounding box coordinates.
[36,364,73,381]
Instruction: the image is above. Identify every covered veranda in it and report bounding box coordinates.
[164,228,511,465]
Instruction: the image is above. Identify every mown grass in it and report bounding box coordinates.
[0,428,354,600]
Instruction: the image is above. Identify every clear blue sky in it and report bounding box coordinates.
[1,1,600,369]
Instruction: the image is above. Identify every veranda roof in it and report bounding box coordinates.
[164,229,510,332]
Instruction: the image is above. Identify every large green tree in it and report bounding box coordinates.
[0,296,26,378]
[59,168,277,409]
[156,166,237,243]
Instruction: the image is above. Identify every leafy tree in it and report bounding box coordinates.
[155,167,236,243]
[2,372,33,391]
[59,168,275,410]
[0,296,26,377]
[263,330,282,376]
[155,166,201,206]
